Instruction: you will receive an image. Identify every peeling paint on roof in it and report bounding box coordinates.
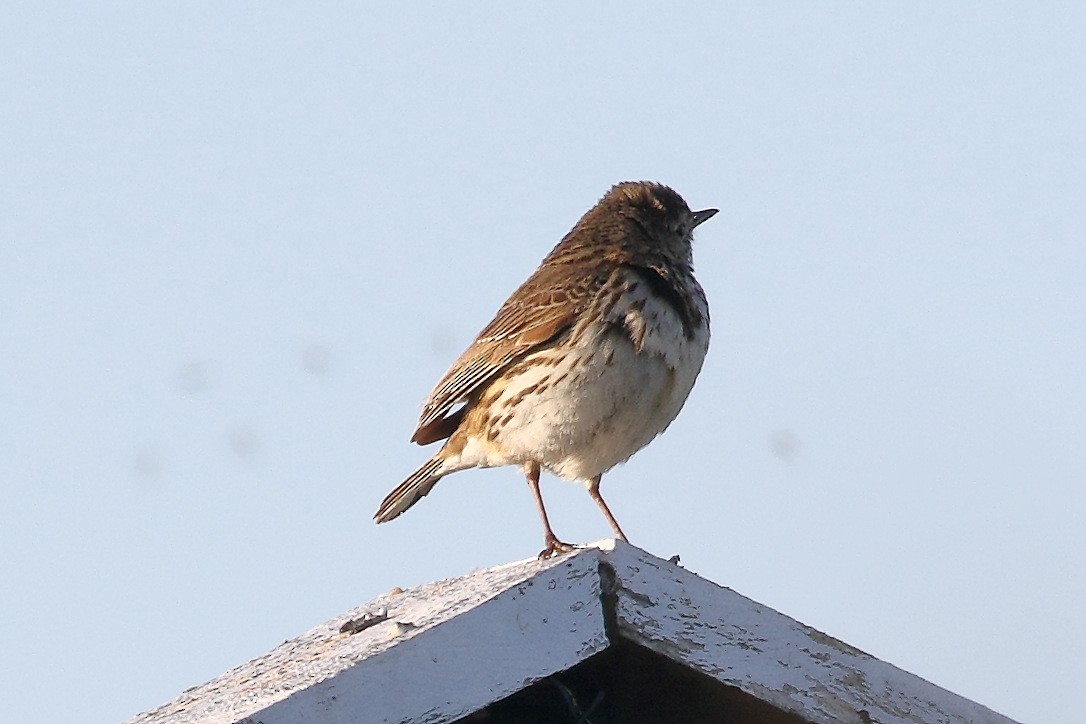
[126,541,1018,724]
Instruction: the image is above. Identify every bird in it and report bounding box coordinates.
[374,181,717,557]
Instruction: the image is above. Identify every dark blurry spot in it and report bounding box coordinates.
[430,328,457,357]
[229,426,259,460]
[134,446,163,478]
[177,362,211,394]
[768,429,800,462]
[302,344,331,375]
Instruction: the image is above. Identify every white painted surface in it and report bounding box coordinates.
[127,541,1019,724]
[603,542,1019,724]
[125,552,608,724]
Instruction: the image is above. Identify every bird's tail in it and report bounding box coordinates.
[374,457,446,523]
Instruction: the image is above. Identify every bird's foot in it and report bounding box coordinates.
[537,536,578,560]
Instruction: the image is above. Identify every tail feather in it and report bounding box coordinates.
[374,458,445,523]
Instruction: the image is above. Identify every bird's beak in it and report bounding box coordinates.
[691,208,719,228]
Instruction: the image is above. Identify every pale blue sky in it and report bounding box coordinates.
[2,4,1084,722]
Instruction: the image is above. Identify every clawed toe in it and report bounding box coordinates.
[537,537,578,560]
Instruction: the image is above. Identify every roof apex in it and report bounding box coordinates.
[127,540,1018,724]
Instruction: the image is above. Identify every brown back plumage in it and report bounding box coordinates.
[410,181,704,446]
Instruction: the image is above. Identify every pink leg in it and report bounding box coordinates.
[587,475,628,541]
[525,462,575,558]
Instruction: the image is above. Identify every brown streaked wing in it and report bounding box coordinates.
[410,263,597,444]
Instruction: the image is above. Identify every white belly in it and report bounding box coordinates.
[456,272,710,481]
